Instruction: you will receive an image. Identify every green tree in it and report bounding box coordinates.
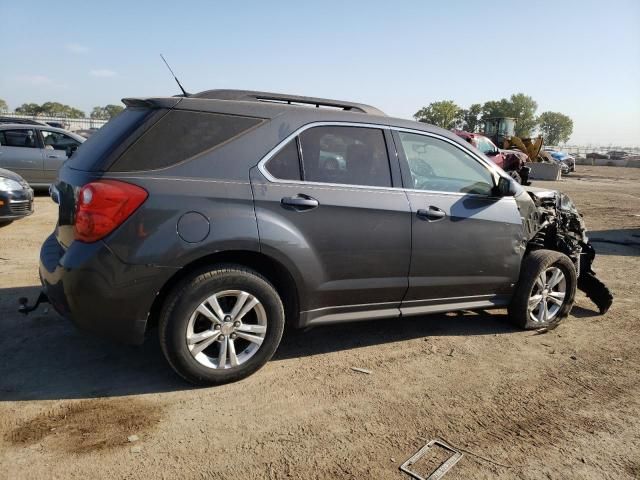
[39,102,85,118]
[460,103,482,132]
[481,93,538,137]
[15,103,42,115]
[0,98,7,113]
[538,111,573,145]
[414,100,462,129]
[91,104,123,120]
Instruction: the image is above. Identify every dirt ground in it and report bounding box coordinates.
[0,166,638,480]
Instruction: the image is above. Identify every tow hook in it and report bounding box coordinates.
[18,291,49,315]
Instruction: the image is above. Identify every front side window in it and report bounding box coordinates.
[41,130,79,151]
[298,126,391,187]
[398,132,494,195]
[0,129,37,148]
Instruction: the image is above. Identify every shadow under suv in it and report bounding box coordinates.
[37,90,612,385]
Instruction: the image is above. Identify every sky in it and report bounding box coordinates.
[1,0,639,145]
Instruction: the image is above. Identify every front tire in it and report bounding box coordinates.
[509,250,577,329]
[159,265,285,385]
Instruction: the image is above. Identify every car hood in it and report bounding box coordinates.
[0,167,26,182]
[523,185,557,199]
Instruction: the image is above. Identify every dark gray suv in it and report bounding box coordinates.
[36,90,612,385]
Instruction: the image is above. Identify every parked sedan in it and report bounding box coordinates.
[0,167,34,225]
[0,124,85,188]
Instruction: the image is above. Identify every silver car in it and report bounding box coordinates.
[0,124,85,188]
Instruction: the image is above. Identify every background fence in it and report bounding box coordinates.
[555,144,640,157]
[1,113,108,132]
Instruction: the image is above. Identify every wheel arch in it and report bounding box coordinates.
[147,250,301,332]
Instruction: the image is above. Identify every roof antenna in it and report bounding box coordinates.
[160,54,190,97]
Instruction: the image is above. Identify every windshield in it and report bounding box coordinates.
[475,137,497,155]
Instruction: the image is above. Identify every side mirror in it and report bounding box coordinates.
[66,145,79,158]
[494,176,518,197]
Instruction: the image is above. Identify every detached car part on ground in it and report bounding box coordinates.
[25,90,613,385]
[0,167,34,225]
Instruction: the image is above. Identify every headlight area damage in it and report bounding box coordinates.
[522,188,613,314]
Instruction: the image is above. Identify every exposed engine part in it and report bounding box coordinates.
[524,189,613,314]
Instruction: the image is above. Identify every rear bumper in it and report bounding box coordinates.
[39,233,176,345]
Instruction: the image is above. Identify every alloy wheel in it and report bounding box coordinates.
[528,267,567,324]
[186,290,267,369]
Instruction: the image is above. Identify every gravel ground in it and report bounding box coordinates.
[0,166,638,479]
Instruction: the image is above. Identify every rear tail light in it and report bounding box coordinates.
[74,180,148,243]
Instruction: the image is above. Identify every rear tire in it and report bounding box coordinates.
[159,264,285,385]
[508,250,576,329]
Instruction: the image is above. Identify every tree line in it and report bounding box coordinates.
[2,93,574,145]
[414,93,574,146]
[0,98,123,120]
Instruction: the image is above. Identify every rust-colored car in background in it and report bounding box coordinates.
[453,130,531,185]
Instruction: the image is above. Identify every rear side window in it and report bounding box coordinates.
[0,129,37,148]
[265,138,301,180]
[66,107,156,171]
[109,110,263,172]
[299,126,391,187]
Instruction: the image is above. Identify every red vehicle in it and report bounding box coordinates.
[453,130,531,185]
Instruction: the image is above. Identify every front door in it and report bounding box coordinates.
[251,124,411,324]
[39,129,78,182]
[393,130,524,312]
[0,128,44,184]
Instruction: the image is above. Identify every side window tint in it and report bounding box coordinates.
[265,138,301,180]
[2,129,37,148]
[110,110,263,171]
[299,126,391,187]
[398,132,494,195]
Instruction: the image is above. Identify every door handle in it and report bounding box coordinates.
[417,206,446,221]
[281,195,319,211]
[47,154,59,159]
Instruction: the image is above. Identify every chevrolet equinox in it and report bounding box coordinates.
[35,90,612,385]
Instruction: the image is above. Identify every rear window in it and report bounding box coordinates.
[108,110,263,172]
[66,107,157,172]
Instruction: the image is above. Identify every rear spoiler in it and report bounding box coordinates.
[121,97,183,109]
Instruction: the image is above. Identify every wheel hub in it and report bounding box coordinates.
[220,322,235,336]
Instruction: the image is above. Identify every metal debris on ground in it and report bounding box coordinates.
[350,367,372,375]
[400,439,463,480]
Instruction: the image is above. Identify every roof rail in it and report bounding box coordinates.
[190,89,385,116]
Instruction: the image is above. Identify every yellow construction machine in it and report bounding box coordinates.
[483,117,551,162]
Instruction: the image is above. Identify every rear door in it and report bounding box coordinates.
[392,130,524,312]
[251,123,411,323]
[0,128,44,184]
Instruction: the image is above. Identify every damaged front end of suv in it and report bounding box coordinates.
[519,187,613,314]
